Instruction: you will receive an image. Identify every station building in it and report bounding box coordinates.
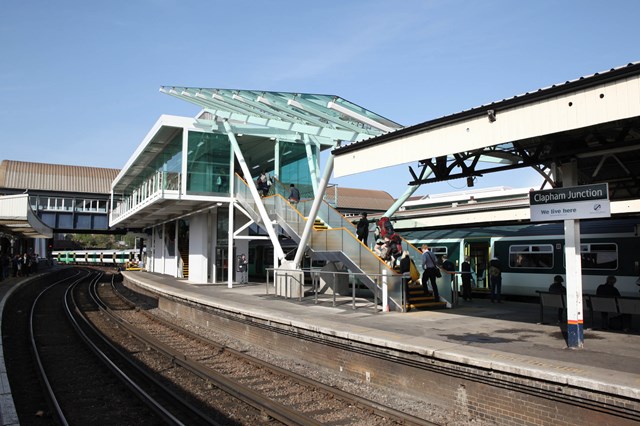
[109,89,402,287]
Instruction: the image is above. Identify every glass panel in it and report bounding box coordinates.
[216,210,229,246]
[186,131,231,195]
[279,141,314,198]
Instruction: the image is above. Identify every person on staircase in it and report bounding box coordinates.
[356,212,373,247]
[400,251,412,311]
[421,245,440,301]
[288,183,300,205]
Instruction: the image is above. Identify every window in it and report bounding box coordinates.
[186,131,231,195]
[580,243,617,270]
[509,244,553,269]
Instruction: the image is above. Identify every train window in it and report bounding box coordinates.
[509,244,553,269]
[580,243,617,270]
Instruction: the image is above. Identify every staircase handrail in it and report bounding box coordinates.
[233,174,433,311]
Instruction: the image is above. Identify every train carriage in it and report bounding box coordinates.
[53,249,140,268]
[404,217,640,298]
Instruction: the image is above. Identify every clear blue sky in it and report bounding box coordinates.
[1,0,639,198]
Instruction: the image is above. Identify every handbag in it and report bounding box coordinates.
[427,251,441,277]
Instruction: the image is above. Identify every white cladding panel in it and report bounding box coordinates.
[334,76,640,177]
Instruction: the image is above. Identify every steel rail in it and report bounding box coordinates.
[29,269,88,426]
[98,278,324,426]
[109,277,437,426]
[75,273,219,426]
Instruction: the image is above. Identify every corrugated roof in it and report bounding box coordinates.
[0,160,120,194]
[328,186,395,211]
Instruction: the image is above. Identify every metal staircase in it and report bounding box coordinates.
[233,175,444,311]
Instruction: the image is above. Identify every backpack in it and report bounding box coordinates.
[377,217,395,239]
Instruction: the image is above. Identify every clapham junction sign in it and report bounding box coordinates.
[529,183,610,222]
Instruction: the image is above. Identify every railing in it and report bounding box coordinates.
[233,175,407,310]
[265,267,404,312]
[111,171,181,221]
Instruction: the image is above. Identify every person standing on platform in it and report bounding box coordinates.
[461,257,472,301]
[489,256,502,303]
[356,212,371,246]
[288,183,300,205]
[421,245,440,301]
[596,275,621,330]
[237,254,249,284]
[548,275,566,322]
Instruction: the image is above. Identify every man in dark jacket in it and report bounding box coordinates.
[489,256,502,303]
[356,212,371,246]
[596,276,623,330]
[549,275,566,322]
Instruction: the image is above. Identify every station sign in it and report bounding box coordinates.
[529,183,610,222]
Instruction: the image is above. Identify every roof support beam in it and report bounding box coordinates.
[223,120,285,262]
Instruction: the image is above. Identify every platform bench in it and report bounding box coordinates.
[536,291,565,324]
[584,295,640,329]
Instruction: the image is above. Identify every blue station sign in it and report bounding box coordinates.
[529,183,610,222]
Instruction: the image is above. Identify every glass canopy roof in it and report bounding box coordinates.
[160,87,403,143]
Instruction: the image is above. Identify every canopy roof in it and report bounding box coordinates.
[0,194,53,239]
[331,62,640,201]
[160,87,402,144]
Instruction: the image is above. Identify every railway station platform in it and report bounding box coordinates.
[121,271,640,396]
[1,269,639,425]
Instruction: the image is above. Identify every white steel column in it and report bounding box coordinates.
[211,207,218,283]
[562,161,584,349]
[223,120,285,261]
[274,139,280,181]
[181,129,188,195]
[304,135,319,195]
[293,146,336,268]
[228,196,234,287]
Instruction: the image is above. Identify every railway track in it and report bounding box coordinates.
[4,268,436,425]
[88,273,436,425]
[29,269,222,425]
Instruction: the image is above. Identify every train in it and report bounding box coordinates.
[53,249,143,269]
[401,217,640,298]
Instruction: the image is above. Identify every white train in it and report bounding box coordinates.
[53,249,142,268]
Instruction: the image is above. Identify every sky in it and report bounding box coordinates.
[1,0,639,198]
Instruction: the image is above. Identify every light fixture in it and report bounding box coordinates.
[487,110,496,123]
[467,176,475,187]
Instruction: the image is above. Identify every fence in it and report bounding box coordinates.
[265,267,406,312]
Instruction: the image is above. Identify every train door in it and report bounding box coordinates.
[466,241,490,289]
[216,247,228,282]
